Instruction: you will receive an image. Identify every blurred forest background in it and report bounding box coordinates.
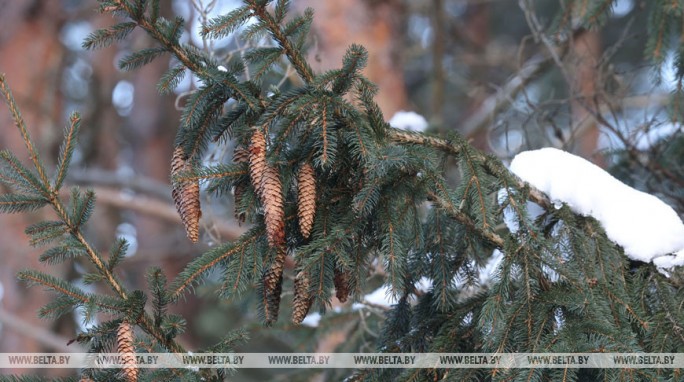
[0,0,681,380]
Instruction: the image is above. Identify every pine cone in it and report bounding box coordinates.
[292,270,314,324]
[263,270,283,325]
[248,130,267,197]
[171,147,201,242]
[117,321,138,382]
[261,248,286,325]
[261,165,285,247]
[264,247,286,292]
[297,163,316,239]
[334,267,350,303]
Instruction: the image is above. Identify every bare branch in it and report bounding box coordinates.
[67,168,173,202]
[76,186,245,241]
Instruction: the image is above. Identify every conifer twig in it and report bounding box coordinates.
[0,74,51,189]
[249,2,315,84]
[0,75,187,355]
[389,127,551,209]
[427,191,505,248]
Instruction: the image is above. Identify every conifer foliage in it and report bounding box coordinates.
[1,0,684,381]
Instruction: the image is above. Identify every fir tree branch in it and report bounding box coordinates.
[53,113,80,191]
[169,227,263,300]
[248,2,315,84]
[48,193,186,353]
[427,191,505,248]
[1,75,188,356]
[104,1,207,78]
[0,74,51,189]
[389,127,551,209]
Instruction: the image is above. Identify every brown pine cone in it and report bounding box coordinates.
[263,270,283,325]
[292,270,314,324]
[334,267,350,303]
[248,130,267,197]
[262,248,286,325]
[116,321,138,382]
[171,147,201,243]
[261,165,285,248]
[297,163,316,239]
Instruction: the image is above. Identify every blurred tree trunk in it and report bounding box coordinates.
[458,3,492,151]
[294,0,408,117]
[569,28,603,165]
[0,1,70,375]
[431,0,446,127]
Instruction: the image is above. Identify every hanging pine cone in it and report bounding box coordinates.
[261,165,285,247]
[297,163,316,239]
[334,267,350,303]
[117,321,138,382]
[263,270,283,325]
[264,247,286,292]
[261,248,286,325]
[292,270,314,324]
[171,147,201,242]
[248,130,267,197]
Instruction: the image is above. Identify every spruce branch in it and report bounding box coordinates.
[54,113,80,191]
[169,227,263,301]
[81,21,137,50]
[248,1,315,84]
[0,74,51,190]
[0,76,188,356]
[388,127,551,209]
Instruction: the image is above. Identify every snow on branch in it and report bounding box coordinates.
[511,147,684,268]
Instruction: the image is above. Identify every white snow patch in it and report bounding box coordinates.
[415,277,433,293]
[510,147,684,268]
[388,111,428,132]
[364,285,398,307]
[217,65,228,72]
[301,312,322,327]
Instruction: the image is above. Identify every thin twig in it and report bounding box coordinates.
[67,168,173,202]
[388,127,552,210]
[460,52,558,139]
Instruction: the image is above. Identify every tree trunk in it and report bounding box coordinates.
[568,28,603,165]
[294,0,408,117]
